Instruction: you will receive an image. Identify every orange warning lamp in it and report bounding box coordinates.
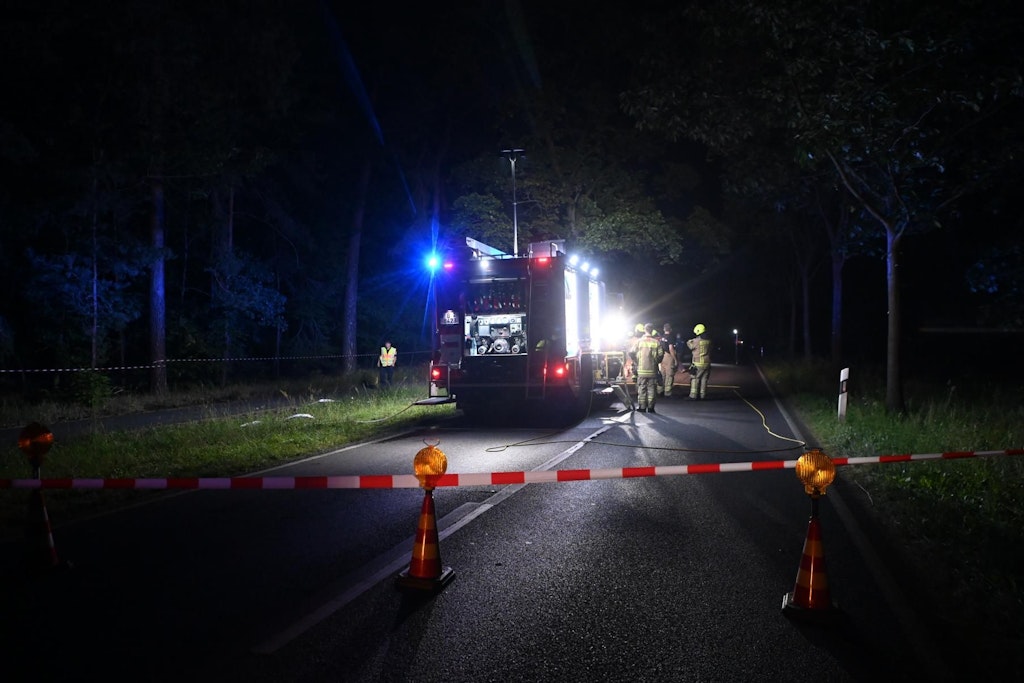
[795,448,835,498]
[18,422,54,471]
[413,443,448,489]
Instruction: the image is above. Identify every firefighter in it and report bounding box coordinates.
[686,324,712,400]
[378,340,397,388]
[658,322,679,398]
[632,323,664,413]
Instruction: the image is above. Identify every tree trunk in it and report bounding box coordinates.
[885,228,904,413]
[149,179,168,394]
[342,162,372,375]
[801,265,812,360]
[91,171,100,369]
[787,280,797,358]
[220,186,235,386]
[830,249,844,367]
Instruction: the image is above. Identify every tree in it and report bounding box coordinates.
[446,86,708,293]
[623,0,1024,412]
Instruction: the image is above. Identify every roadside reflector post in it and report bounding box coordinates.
[783,448,840,621]
[837,367,850,422]
[397,442,455,592]
[17,422,67,574]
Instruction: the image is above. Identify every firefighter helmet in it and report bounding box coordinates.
[634,323,645,335]
[693,323,706,335]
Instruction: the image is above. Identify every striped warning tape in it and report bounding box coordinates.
[1,449,1021,491]
[0,351,424,374]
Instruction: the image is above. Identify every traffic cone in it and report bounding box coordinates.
[396,488,454,592]
[25,489,62,574]
[782,514,839,621]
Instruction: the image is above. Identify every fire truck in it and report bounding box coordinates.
[416,237,627,422]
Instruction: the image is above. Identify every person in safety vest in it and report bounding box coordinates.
[657,322,679,398]
[378,340,397,388]
[686,324,712,400]
[630,323,664,413]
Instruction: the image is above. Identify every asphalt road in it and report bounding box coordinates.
[0,364,956,681]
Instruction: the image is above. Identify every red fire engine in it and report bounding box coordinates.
[416,237,626,422]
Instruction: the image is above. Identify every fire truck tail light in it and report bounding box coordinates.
[431,366,445,381]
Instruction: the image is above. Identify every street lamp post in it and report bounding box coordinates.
[501,148,524,256]
[733,328,739,365]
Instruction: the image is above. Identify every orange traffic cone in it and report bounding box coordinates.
[782,514,839,621]
[396,488,454,592]
[25,489,62,574]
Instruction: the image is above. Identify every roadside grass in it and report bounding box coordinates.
[763,359,1024,677]
[0,365,396,429]
[0,367,455,537]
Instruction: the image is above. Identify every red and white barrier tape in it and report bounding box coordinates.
[1,449,1021,490]
[0,351,418,374]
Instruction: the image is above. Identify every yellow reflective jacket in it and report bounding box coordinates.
[635,334,664,377]
[687,336,711,366]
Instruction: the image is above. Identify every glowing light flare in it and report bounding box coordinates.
[795,449,836,497]
[413,444,448,489]
[599,312,629,346]
[550,364,567,378]
[18,422,53,465]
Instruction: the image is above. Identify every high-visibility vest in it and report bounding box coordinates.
[379,346,397,367]
[688,337,711,366]
[635,335,664,377]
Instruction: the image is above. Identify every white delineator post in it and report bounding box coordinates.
[837,367,849,421]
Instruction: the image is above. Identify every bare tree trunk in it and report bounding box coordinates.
[220,186,235,386]
[885,228,904,413]
[91,170,100,369]
[788,280,797,358]
[827,151,904,413]
[830,250,844,366]
[801,266,812,360]
[822,197,849,367]
[149,178,168,394]
[342,162,372,374]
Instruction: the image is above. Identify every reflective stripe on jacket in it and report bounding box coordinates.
[687,337,711,366]
[635,335,664,377]
[379,347,397,367]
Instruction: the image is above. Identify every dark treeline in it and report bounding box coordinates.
[0,2,437,393]
[2,1,1022,405]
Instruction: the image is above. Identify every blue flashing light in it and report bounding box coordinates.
[426,253,441,271]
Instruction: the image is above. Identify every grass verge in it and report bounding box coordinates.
[0,368,455,537]
[763,358,1024,679]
